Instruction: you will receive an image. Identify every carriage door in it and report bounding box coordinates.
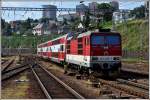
[83,37,89,66]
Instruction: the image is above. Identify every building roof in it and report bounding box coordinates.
[33,23,44,29]
[58,13,77,17]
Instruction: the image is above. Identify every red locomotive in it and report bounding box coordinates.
[37,29,122,77]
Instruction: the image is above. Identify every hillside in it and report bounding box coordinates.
[116,19,148,51]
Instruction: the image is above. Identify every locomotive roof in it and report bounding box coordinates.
[67,30,120,40]
[38,34,67,46]
[78,31,92,38]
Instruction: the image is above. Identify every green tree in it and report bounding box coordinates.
[5,24,12,36]
[24,29,33,36]
[23,18,32,29]
[1,19,5,29]
[19,26,26,35]
[83,11,90,29]
[62,18,68,25]
[40,18,50,23]
[71,17,80,31]
[1,19,12,36]
[129,5,146,19]
[34,19,39,23]
[97,3,114,21]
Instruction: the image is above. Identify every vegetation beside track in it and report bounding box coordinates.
[116,19,148,51]
[122,58,148,63]
[1,34,63,48]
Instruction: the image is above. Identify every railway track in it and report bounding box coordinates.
[116,79,149,90]
[1,59,8,65]
[2,63,29,81]
[136,79,149,86]
[99,78,149,99]
[2,63,28,74]
[1,59,15,73]
[34,57,149,99]
[30,62,84,99]
[121,68,148,78]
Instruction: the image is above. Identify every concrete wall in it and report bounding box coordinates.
[1,48,36,56]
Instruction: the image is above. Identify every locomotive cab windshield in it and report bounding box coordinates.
[91,35,121,45]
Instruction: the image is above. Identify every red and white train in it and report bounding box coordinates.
[37,30,122,77]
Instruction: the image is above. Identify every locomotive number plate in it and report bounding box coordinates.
[99,57,112,61]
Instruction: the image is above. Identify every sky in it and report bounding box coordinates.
[1,0,145,22]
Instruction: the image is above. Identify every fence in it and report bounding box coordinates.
[1,48,36,56]
[122,50,149,60]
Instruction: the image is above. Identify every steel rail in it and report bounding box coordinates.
[99,79,149,99]
[30,65,52,99]
[1,59,14,73]
[2,63,28,74]
[116,79,149,90]
[37,63,85,99]
[1,60,7,65]
[121,68,149,77]
[2,65,29,81]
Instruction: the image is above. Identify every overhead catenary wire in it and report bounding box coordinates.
[7,11,10,18]
[13,10,16,20]
[23,11,28,17]
[2,10,5,16]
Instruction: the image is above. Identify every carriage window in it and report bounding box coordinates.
[38,48,41,52]
[78,44,83,48]
[60,45,64,51]
[40,48,43,52]
[49,47,51,51]
[78,38,82,42]
[91,36,104,45]
[106,36,120,45]
[67,40,70,44]
[67,40,70,54]
[78,38,83,54]
[78,50,83,54]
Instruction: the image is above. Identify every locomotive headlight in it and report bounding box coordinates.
[113,57,120,60]
[92,57,98,61]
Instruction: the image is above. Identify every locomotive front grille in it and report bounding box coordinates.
[92,63,101,72]
[91,62,121,71]
[103,63,109,69]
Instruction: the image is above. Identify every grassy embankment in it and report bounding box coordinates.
[116,19,148,51]
[116,19,149,62]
